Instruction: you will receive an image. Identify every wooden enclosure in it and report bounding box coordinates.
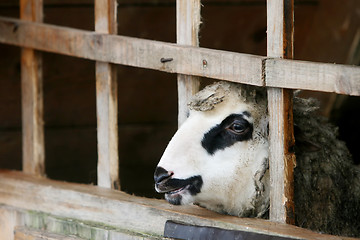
[0,0,360,239]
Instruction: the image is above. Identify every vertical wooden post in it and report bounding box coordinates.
[95,0,119,189]
[20,0,45,176]
[176,0,201,127]
[267,0,296,224]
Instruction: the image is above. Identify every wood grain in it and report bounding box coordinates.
[15,227,84,240]
[0,170,352,240]
[1,17,358,96]
[0,206,24,240]
[176,0,202,126]
[0,17,264,87]
[266,0,296,224]
[20,0,45,177]
[95,0,119,189]
[265,58,360,96]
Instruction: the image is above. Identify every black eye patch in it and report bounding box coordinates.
[201,113,253,155]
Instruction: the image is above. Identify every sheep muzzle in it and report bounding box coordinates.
[154,166,203,205]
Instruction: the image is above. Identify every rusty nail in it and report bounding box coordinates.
[160,58,173,63]
[202,59,208,68]
[13,23,18,33]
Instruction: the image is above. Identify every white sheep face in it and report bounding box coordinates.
[154,82,270,217]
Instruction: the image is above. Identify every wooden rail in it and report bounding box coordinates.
[1,17,359,96]
[94,0,119,190]
[15,227,83,240]
[267,0,295,224]
[176,0,201,126]
[20,0,45,177]
[0,170,350,240]
[265,58,360,95]
[0,17,264,87]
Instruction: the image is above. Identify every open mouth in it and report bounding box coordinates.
[155,175,203,206]
[166,185,189,195]
[156,183,188,194]
[156,175,203,196]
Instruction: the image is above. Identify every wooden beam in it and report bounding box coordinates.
[0,17,359,96]
[265,58,360,96]
[176,0,201,126]
[20,0,45,176]
[0,170,348,240]
[0,206,24,240]
[0,17,264,87]
[266,0,296,224]
[15,227,84,240]
[95,0,119,189]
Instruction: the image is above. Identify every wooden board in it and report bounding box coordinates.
[14,228,82,240]
[4,207,166,240]
[1,17,359,96]
[0,17,264,87]
[0,206,24,240]
[176,0,201,127]
[95,0,119,189]
[20,0,45,176]
[0,170,354,240]
[266,58,360,96]
[15,227,84,240]
[266,0,296,224]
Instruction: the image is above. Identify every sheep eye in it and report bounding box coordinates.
[202,114,253,155]
[228,121,247,134]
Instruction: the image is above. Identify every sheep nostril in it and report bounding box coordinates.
[154,166,173,184]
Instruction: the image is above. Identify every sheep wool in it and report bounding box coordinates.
[155,81,360,237]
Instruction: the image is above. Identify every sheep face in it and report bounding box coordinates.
[154,82,270,217]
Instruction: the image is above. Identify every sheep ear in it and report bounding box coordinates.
[294,125,321,153]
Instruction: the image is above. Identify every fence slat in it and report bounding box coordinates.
[0,17,263,87]
[0,170,346,240]
[267,0,296,224]
[0,17,359,96]
[15,227,84,240]
[266,58,360,95]
[95,0,119,190]
[176,0,201,126]
[20,0,45,176]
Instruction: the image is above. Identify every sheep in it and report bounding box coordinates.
[154,81,360,237]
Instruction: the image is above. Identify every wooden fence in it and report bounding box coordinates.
[0,0,359,239]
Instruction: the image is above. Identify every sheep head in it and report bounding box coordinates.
[154,81,270,217]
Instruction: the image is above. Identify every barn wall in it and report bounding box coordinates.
[0,0,359,198]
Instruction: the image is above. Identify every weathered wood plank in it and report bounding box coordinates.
[95,0,119,189]
[15,227,84,240]
[176,0,201,127]
[0,17,264,87]
[95,63,119,189]
[0,207,24,240]
[267,0,296,224]
[0,170,351,240]
[266,58,360,96]
[20,0,45,176]
[0,17,359,96]
[13,212,163,240]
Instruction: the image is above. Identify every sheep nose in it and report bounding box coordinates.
[154,166,173,184]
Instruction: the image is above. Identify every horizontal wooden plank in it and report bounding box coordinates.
[15,227,84,240]
[0,16,264,87]
[266,58,360,96]
[0,17,359,95]
[13,223,159,240]
[0,0,317,7]
[0,170,354,240]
